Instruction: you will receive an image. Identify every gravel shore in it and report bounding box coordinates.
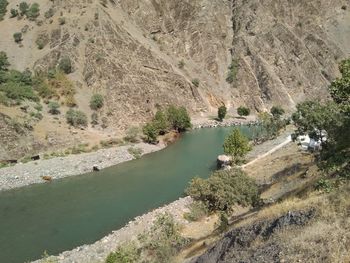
[0,142,164,192]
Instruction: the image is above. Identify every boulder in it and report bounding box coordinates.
[93,165,100,171]
[217,155,232,168]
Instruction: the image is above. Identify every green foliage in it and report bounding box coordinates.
[218,105,227,121]
[128,147,143,159]
[90,94,104,110]
[19,2,29,16]
[105,242,140,263]
[315,178,334,193]
[0,81,38,102]
[216,212,229,233]
[259,112,286,139]
[237,106,250,116]
[36,34,49,49]
[184,201,208,222]
[270,106,285,118]
[143,122,158,144]
[48,101,60,115]
[139,213,189,262]
[0,0,8,20]
[26,3,40,20]
[10,8,18,18]
[13,32,23,43]
[154,109,169,134]
[186,169,259,212]
[58,17,65,25]
[223,128,251,163]
[166,105,191,132]
[65,109,87,127]
[192,78,200,87]
[58,56,72,74]
[330,59,350,105]
[226,59,238,84]
[0,51,10,71]
[124,126,140,143]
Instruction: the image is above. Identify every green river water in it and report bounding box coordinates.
[0,126,260,263]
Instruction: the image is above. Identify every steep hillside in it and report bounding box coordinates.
[0,0,349,159]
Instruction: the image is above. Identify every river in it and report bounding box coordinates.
[0,126,260,263]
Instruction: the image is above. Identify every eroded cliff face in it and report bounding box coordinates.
[229,0,350,112]
[0,0,349,159]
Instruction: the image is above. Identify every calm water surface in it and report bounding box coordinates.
[0,126,260,263]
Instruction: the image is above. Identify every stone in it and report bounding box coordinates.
[217,155,232,168]
[92,165,100,171]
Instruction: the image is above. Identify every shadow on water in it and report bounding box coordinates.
[0,126,257,263]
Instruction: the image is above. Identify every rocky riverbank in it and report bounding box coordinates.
[33,197,193,263]
[192,116,258,129]
[0,142,165,192]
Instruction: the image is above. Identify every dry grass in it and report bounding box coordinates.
[48,72,76,107]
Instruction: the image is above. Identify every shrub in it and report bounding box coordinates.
[192,78,200,87]
[44,8,54,19]
[10,8,18,18]
[91,112,98,125]
[0,51,10,71]
[0,0,8,20]
[218,105,227,121]
[26,3,40,20]
[139,213,189,262]
[223,128,251,164]
[13,32,23,43]
[48,101,60,115]
[237,106,250,116]
[105,242,140,263]
[58,17,65,25]
[186,169,259,212]
[124,126,139,143]
[36,34,49,49]
[127,147,143,159]
[184,201,208,222]
[270,106,285,118]
[0,81,38,102]
[143,122,158,144]
[226,59,238,83]
[166,105,191,132]
[47,71,76,106]
[153,109,169,134]
[90,94,104,110]
[66,109,87,127]
[178,60,185,69]
[58,56,72,74]
[19,2,29,16]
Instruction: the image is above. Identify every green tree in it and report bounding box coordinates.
[166,106,191,132]
[13,32,23,43]
[19,2,29,16]
[223,128,251,163]
[270,106,285,118]
[0,0,9,20]
[259,112,285,139]
[218,105,227,121]
[143,122,158,144]
[226,59,238,84]
[0,51,10,71]
[154,110,169,134]
[186,169,259,212]
[237,106,250,116]
[90,94,104,110]
[26,3,39,20]
[10,8,18,18]
[48,101,60,115]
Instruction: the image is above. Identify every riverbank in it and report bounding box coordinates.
[32,130,292,263]
[0,117,251,192]
[0,142,165,192]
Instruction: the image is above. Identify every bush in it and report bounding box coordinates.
[10,8,18,18]
[127,147,143,159]
[153,109,169,134]
[0,0,8,20]
[0,51,10,71]
[13,32,23,43]
[270,106,285,118]
[124,126,139,143]
[36,34,49,49]
[66,109,87,127]
[19,2,29,16]
[223,128,251,164]
[184,201,208,222]
[143,122,158,144]
[0,81,38,102]
[48,101,60,115]
[58,17,65,25]
[58,56,72,74]
[44,8,54,19]
[218,105,227,121]
[90,94,104,110]
[237,106,250,116]
[105,242,140,263]
[226,59,238,83]
[178,60,185,69]
[26,3,40,20]
[192,78,200,87]
[186,169,259,212]
[166,105,191,132]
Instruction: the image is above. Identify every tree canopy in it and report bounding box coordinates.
[223,128,251,163]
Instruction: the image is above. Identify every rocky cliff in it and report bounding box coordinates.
[0,0,349,159]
